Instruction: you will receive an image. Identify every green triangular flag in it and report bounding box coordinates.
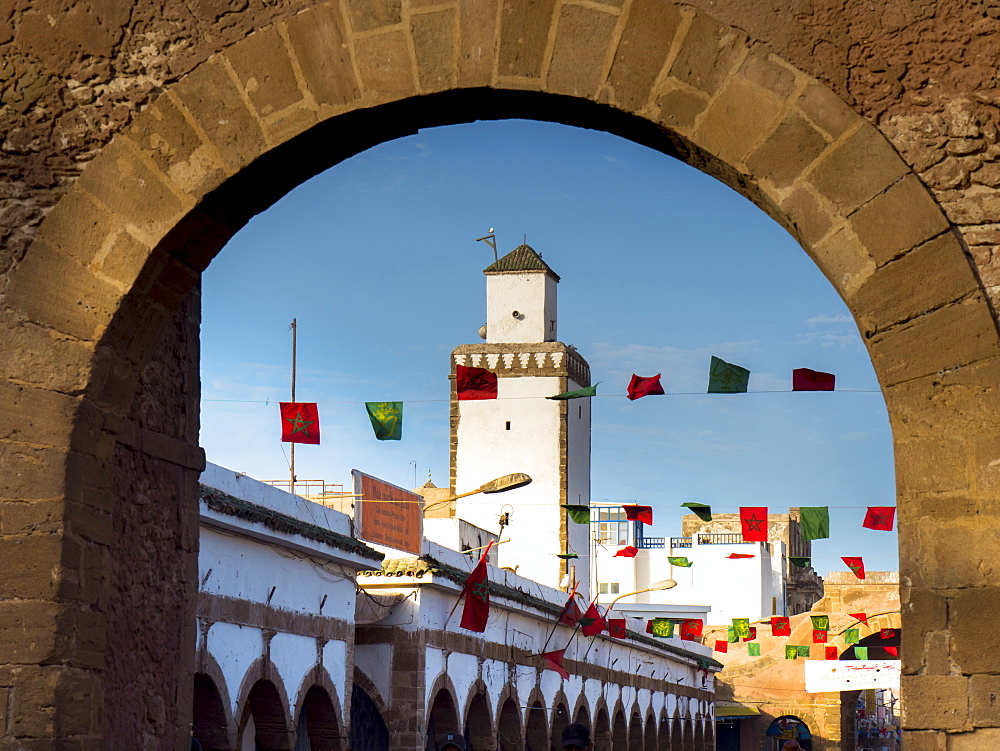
[708,355,750,393]
[668,557,692,567]
[548,383,599,400]
[811,615,830,632]
[682,502,712,522]
[727,626,739,643]
[556,553,579,559]
[854,646,869,659]
[799,506,830,540]
[844,629,860,644]
[785,646,798,659]
[789,557,811,568]
[748,642,761,657]
[579,617,596,627]
[651,618,674,638]
[365,401,403,440]
[561,505,591,524]
[732,618,751,639]
[797,645,811,657]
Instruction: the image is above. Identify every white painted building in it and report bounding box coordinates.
[451,245,591,599]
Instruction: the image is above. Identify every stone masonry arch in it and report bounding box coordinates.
[3,0,1000,747]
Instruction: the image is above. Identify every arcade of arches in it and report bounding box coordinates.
[2,0,1000,747]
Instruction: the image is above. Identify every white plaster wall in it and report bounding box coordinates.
[206,621,263,716]
[565,384,591,600]
[486,273,557,343]
[270,632,318,716]
[322,640,348,711]
[443,651,480,714]
[353,643,391,707]
[455,375,564,589]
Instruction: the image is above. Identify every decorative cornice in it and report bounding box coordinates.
[452,342,590,385]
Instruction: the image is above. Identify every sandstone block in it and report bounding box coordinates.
[457,0,498,87]
[354,29,418,100]
[30,189,115,268]
[796,80,861,140]
[547,4,617,100]
[778,186,833,247]
[91,230,152,289]
[739,47,797,99]
[284,4,360,108]
[809,225,876,299]
[972,163,1000,187]
[746,112,828,188]
[948,727,1000,748]
[971,675,1000,726]
[943,191,1000,225]
[226,26,303,117]
[851,175,951,266]
[0,310,94,394]
[346,0,402,33]
[900,730,946,751]
[669,13,747,97]
[1,499,64,537]
[694,76,784,166]
[808,124,909,213]
[411,9,456,93]
[901,675,968,730]
[949,587,1000,674]
[497,0,557,79]
[607,0,682,111]
[907,520,1000,589]
[974,433,1000,497]
[0,534,64,600]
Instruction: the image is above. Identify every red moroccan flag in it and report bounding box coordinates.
[740,507,768,542]
[280,402,321,444]
[884,646,899,657]
[825,646,839,660]
[623,504,653,525]
[456,364,498,400]
[842,556,866,580]
[850,612,869,625]
[812,629,828,643]
[646,619,654,634]
[558,594,582,627]
[863,507,896,531]
[880,629,897,639]
[727,553,755,559]
[680,619,703,641]
[459,541,494,632]
[608,619,627,638]
[627,373,665,400]
[615,546,639,558]
[744,627,757,641]
[714,640,728,653]
[771,616,791,637]
[580,602,606,637]
[543,649,570,679]
[792,368,836,391]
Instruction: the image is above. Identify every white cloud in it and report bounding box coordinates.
[806,313,852,326]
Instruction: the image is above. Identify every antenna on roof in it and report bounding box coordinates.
[476,228,498,262]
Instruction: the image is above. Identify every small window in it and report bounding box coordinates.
[505,421,511,430]
[598,582,620,595]
[772,596,777,615]
[578,405,582,419]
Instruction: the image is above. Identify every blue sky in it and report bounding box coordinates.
[200,119,898,577]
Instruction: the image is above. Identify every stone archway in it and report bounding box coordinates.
[427,687,460,748]
[350,683,389,751]
[193,672,233,751]
[612,709,628,750]
[645,712,657,751]
[525,699,549,751]
[296,685,343,751]
[241,679,293,750]
[496,696,522,751]
[594,706,612,750]
[629,710,644,750]
[3,1,1000,747]
[550,700,570,751]
[463,689,494,751]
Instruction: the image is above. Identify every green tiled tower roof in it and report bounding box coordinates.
[483,244,560,281]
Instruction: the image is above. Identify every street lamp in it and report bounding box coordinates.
[421,473,532,514]
[605,578,678,613]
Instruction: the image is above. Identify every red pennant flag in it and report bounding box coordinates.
[280,402,321,444]
[680,619,703,641]
[792,368,836,391]
[843,556,866,579]
[727,553,755,559]
[880,629,897,639]
[608,619,627,638]
[714,640,728,653]
[627,373,665,400]
[456,365,498,400]
[580,602,606,637]
[744,627,757,641]
[622,504,653,525]
[542,649,570,679]
[771,616,791,637]
[812,629,828,643]
[646,619,654,634]
[850,612,868,625]
[459,541,494,632]
[884,646,899,657]
[615,546,639,558]
[826,646,839,660]
[558,595,582,627]
[863,507,896,531]
[740,507,768,542]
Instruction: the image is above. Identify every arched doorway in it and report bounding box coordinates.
[525,700,549,751]
[241,679,292,750]
[644,713,657,751]
[629,712,643,750]
[671,714,683,750]
[464,691,494,751]
[693,720,704,751]
[427,688,460,750]
[497,697,522,751]
[574,703,590,729]
[349,684,388,751]
[765,716,812,751]
[594,707,611,749]
[295,685,341,751]
[6,1,996,747]
[193,672,232,750]
[612,710,627,750]
[550,702,570,750]
[658,714,669,751]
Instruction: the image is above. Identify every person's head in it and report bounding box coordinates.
[436,732,468,751]
[561,722,593,750]
[781,741,802,750]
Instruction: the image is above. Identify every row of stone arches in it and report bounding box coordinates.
[427,685,714,751]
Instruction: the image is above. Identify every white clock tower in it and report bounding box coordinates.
[450,244,592,599]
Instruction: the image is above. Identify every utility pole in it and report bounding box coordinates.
[290,318,297,495]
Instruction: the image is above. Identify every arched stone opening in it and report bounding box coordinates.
[193,672,232,751]
[703,719,715,751]
[241,679,293,750]
[550,701,570,750]
[525,700,549,751]
[843,629,901,661]
[349,684,388,751]
[765,716,813,751]
[573,700,589,729]
[295,685,342,751]
[612,710,628,750]
[644,712,657,751]
[4,0,998,747]
[497,696,522,751]
[427,687,460,748]
[682,718,694,751]
[671,715,683,750]
[594,706,611,749]
[693,720,704,751]
[629,711,644,750]
[463,690,494,751]
[658,713,670,751]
